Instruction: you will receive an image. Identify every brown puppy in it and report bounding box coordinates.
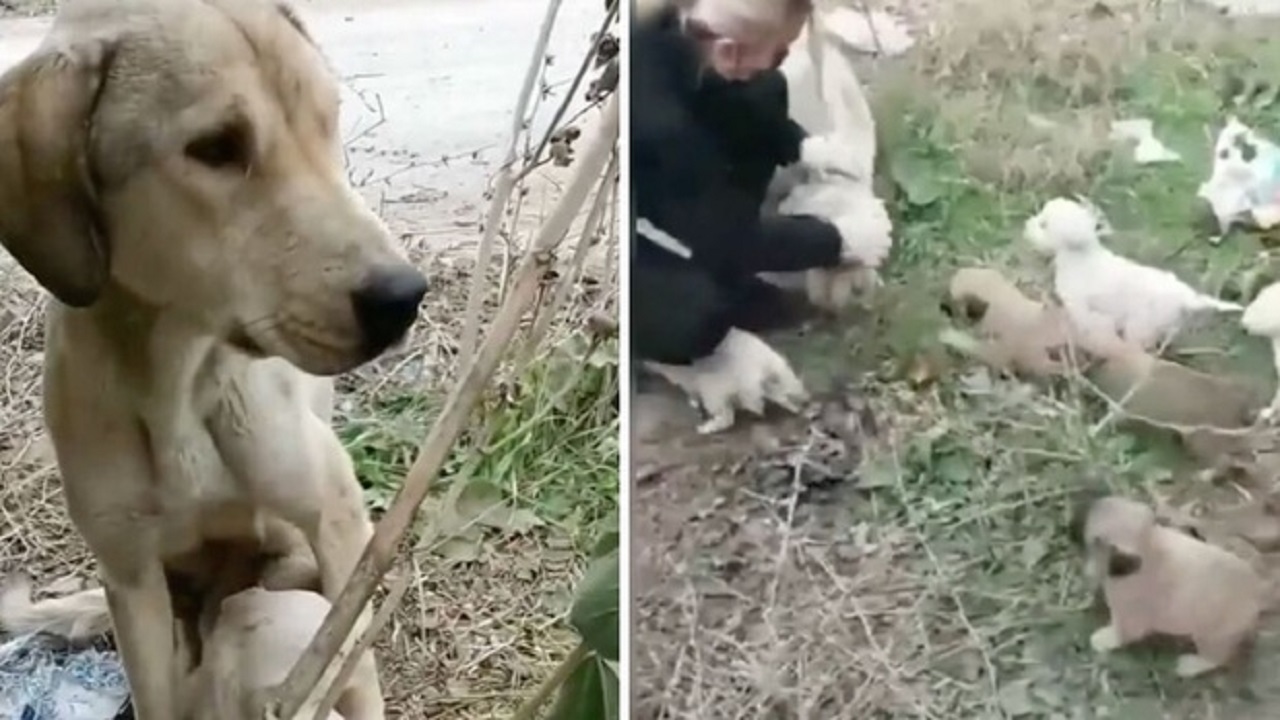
[1087,344,1260,430]
[1081,495,1266,677]
[944,267,1090,376]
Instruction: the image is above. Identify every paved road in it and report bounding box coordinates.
[0,0,600,214]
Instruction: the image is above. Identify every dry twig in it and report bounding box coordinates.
[458,0,566,370]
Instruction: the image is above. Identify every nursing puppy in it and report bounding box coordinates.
[190,588,365,720]
[0,527,375,719]
[1080,495,1266,677]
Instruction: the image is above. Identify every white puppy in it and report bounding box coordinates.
[644,328,808,434]
[781,134,894,310]
[1025,197,1242,349]
[1242,281,1280,421]
[772,18,892,312]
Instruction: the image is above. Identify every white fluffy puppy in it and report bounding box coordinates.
[771,17,892,312]
[644,328,808,434]
[1242,281,1280,421]
[1025,197,1242,349]
[781,134,894,310]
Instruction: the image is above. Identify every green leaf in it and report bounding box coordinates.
[568,548,619,661]
[452,478,505,527]
[546,654,619,720]
[888,149,946,207]
[590,512,619,559]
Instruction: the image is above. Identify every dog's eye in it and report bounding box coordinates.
[185,125,251,170]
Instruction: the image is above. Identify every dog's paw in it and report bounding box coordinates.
[1089,625,1122,654]
[1175,653,1221,678]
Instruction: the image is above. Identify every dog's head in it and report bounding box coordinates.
[943,267,1020,322]
[1023,197,1108,256]
[0,0,428,376]
[1082,495,1155,581]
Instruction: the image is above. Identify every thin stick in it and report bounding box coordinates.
[509,643,592,720]
[459,0,566,371]
[309,568,413,720]
[265,94,618,720]
[523,2,619,175]
[520,150,618,365]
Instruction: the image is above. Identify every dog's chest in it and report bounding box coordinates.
[143,360,323,543]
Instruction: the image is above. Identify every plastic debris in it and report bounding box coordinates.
[0,634,129,720]
[1110,118,1181,165]
[1197,116,1280,235]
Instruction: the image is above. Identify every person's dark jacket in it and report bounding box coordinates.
[630,6,843,281]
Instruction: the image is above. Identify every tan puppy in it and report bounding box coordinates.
[190,588,364,720]
[0,1,429,717]
[944,267,1087,377]
[1081,495,1265,677]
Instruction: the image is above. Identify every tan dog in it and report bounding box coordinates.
[1081,495,1266,677]
[1087,344,1260,430]
[0,1,431,717]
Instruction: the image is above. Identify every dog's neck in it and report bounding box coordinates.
[52,282,246,413]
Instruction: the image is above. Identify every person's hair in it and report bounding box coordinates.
[637,0,812,36]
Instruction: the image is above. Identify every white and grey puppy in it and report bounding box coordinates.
[1079,495,1266,678]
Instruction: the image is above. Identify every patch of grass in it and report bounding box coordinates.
[340,331,619,547]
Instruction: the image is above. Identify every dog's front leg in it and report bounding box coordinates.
[261,415,384,720]
[102,564,179,720]
[310,423,386,720]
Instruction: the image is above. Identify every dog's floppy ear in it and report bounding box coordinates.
[1106,547,1142,577]
[0,41,116,307]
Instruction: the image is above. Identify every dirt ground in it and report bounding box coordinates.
[634,1,1280,718]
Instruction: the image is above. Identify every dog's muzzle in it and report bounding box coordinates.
[350,265,429,357]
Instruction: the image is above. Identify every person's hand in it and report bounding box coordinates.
[805,266,880,312]
[644,329,808,434]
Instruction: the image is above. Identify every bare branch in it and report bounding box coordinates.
[519,149,618,365]
[458,0,567,370]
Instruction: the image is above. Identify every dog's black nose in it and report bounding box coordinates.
[351,265,428,356]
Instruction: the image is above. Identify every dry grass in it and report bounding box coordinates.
[634,1,1280,718]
